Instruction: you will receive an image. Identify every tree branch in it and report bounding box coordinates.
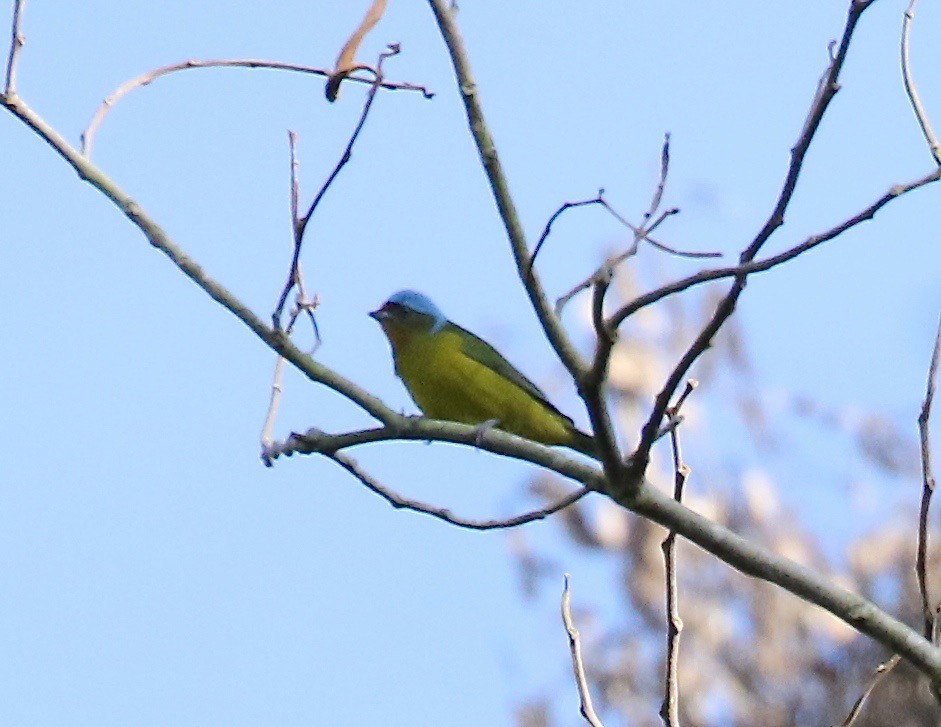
[273,45,400,328]
[327,450,591,531]
[627,482,941,684]
[264,420,606,486]
[901,0,941,165]
[2,0,24,96]
[608,168,941,329]
[6,0,941,688]
[917,316,941,639]
[3,94,397,427]
[659,380,696,727]
[840,654,901,727]
[562,575,605,727]
[81,56,432,156]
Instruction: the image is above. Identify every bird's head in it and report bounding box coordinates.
[369,290,447,347]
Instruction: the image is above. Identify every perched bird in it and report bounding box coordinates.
[370,290,596,457]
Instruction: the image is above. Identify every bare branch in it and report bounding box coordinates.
[562,575,605,727]
[659,380,697,727]
[917,316,941,638]
[263,421,607,490]
[610,168,941,329]
[645,132,671,220]
[3,0,25,97]
[550,163,719,314]
[628,483,941,685]
[901,0,941,165]
[326,450,590,530]
[529,191,605,273]
[259,134,322,453]
[6,93,398,428]
[840,654,901,727]
[272,45,399,328]
[80,56,432,156]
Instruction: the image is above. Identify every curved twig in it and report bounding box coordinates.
[329,450,591,530]
[840,654,901,727]
[608,168,941,330]
[2,0,25,96]
[901,0,941,165]
[272,46,398,328]
[917,316,941,639]
[659,380,697,727]
[562,575,605,727]
[80,57,433,156]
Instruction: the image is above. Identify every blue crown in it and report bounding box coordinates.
[387,289,447,333]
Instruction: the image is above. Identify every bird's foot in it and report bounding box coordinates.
[473,418,501,448]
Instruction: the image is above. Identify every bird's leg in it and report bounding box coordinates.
[473,418,502,448]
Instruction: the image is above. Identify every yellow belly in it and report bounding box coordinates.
[394,330,575,447]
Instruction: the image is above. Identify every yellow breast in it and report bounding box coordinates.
[393,328,575,447]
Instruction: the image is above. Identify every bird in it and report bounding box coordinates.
[369,289,596,457]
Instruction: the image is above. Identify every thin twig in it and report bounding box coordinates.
[647,132,671,222]
[273,45,399,328]
[840,654,901,727]
[261,132,323,453]
[325,451,591,530]
[577,136,683,474]
[917,316,941,638]
[901,0,941,165]
[550,177,719,314]
[609,168,941,329]
[2,0,25,97]
[80,56,432,156]
[659,380,697,727]
[561,575,605,727]
[529,191,606,273]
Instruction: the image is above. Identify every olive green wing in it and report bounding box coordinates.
[448,322,573,422]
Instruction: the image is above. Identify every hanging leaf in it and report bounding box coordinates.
[325,0,388,102]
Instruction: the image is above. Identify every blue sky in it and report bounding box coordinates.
[3,2,940,725]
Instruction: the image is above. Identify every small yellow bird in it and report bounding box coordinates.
[370,290,596,456]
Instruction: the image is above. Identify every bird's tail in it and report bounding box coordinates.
[567,428,600,460]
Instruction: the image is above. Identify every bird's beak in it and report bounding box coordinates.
[369,308,388,322]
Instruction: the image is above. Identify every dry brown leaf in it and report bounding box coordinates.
[325,0,388,102]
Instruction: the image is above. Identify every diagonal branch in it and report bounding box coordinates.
[840,654,902,727]
[3,93,396,425]
[609,167,941,329]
